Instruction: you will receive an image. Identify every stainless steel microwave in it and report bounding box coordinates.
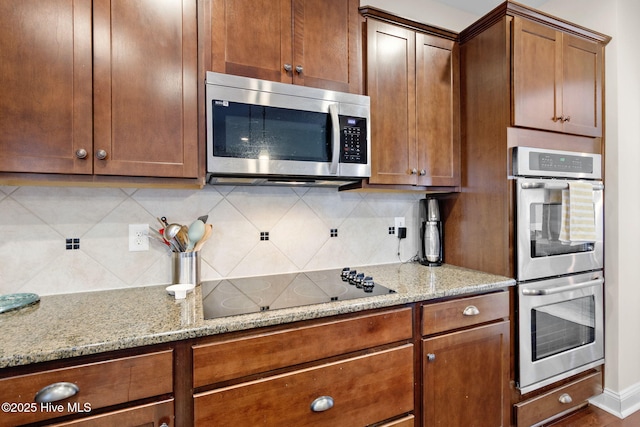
[205,72,370,186]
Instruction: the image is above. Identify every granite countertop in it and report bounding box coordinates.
[0,262,514,369]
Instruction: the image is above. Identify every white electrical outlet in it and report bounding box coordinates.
[129,224,149,251]
[394,217,405,234]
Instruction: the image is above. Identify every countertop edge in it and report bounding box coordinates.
[0,264,515,370]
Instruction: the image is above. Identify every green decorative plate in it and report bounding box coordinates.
[0,293,40,314]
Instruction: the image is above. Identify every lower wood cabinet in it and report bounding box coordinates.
[192,307,415,426]
[194,345,414,426]
[421,292,511,427]
[0,349,173,426]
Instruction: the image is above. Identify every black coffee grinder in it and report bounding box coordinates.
[419,198,443,266]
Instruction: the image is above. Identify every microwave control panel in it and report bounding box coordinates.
[339,116,367,164]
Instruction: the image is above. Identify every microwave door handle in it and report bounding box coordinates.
[521,278,604,296]
[329,103,340,175]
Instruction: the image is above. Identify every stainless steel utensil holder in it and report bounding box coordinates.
[172,251,200,285]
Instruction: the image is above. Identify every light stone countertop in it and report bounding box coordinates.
[0,262,515,369]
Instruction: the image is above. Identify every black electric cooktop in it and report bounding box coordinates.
[201,267,396,319]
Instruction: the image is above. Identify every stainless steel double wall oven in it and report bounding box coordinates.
[513,147,604,393]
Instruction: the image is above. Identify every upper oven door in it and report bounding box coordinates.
[516,177,603,282]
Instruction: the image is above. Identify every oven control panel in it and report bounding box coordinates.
[535,152,593,173]
[513,147,602,179]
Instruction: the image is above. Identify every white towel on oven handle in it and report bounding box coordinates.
[559,180,597,243]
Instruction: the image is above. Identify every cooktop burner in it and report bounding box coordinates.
[201,267,396,319]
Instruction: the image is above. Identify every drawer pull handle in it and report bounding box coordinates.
[558,393,573,404]
[463,305,480,316]
[310,396,334,412]
[34,382,79,403]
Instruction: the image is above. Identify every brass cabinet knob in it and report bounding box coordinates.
[75,148,88,159]
[95,149,108,160]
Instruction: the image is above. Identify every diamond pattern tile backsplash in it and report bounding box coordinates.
[0,185,422,296]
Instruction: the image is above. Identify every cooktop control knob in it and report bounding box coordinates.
[346,270,357,284]
[363,277,375,292]
[351,272,365,287]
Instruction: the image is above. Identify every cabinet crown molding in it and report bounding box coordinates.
[359,6,458,41]
[459,0,612,45]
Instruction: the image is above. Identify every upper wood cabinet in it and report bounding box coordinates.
[210,0,363,93]
[363,10,460,188]
[0,0,199,179]
[93,0,198,178]
[513,16,603,137]
[0,0,93,175]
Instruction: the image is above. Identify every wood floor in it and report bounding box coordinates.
[545,405,640,427]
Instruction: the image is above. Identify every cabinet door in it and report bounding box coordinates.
[366,19,417,185]
[561,33,603,137]
[423,321,510,427]
[210,0,292,83]
[292,0,362,93]
[93,0,198,178]
[416,33,460,186]
[0,0,93,174]
[513,17,564,134]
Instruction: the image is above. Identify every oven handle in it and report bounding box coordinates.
[521,278,604,296]
[520,182,604,191]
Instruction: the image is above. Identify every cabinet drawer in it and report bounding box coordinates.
[49,398,174,426]
[515,370,602,427]
[193,307,412,387]
[0,350,173,426]
[194,344,414,426]
[421,291,509,336]
[379,414,415,427]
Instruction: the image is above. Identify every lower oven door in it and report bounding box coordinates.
[518,271,604,393]
[516,177,604,282]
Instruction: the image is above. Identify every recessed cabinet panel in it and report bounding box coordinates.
[423,321,510,427]
[367,19,416,185]
[211,0,291,83]
[93,0,198,178]
[513,18,563,133]
[416,34,460,186]
[562,34,602,137]
[0,0,93,174]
